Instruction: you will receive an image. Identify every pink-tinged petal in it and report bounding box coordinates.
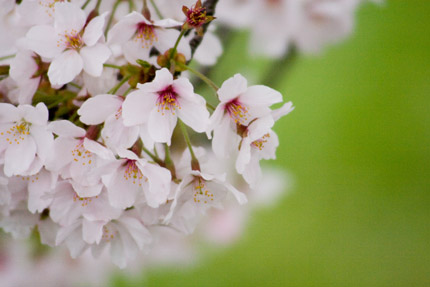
[83,12,109,46]
[122,40,151,64]
[139,162,171,208]
[122,90,156,126]
[239,85,283,107]
[247,115,275,141]
[177,96,209,133]
[48,50,83,85]
[56,220,80,245]
[48,120,86,138]
[149,68,174,91]
[193,31,223,66]
[45,137,77,171]
[4,136,36,176]
[148,107,177,145]
[82,219,105,244]
[242,156,262,188]
[171,77,194,100]
[110,235,126,268]
[221,181,248,205]
[106,168,140,209]
[30,125,53,162]
[153,18,182,28]
[54,2,86,34]
[38,219,58,246]
[25,25,62,58]
[107,12,143,45]
[272,101,294,121]
[25,102,49,125]
[139,124,154,150]
[117,216,151,249]
[212,115,239,158]
[71,180,103,198]
[258,130,279,160]
[80,43,111,77]
[9,50,38,82]
[102,115,139,150]
[83,138,115,160]
[235,138,252,174]
[207,103,225,138]
[27,169,53,213]
[0,103,18,123]
[218,74,248,103]
[78,94,122,125]
[18,77,40,105]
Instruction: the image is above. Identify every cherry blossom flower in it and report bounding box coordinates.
[108,11,190,64]
[208,73,282,157]
[45,120,111,197]
[0,103,53,177]
[9,49,42,104]
[122,68,209,145]
[96,148,172,209]
[25,2,111,85]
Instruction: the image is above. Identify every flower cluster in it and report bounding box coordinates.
[0,1,294,268]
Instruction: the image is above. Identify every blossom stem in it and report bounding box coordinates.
[142,146,163,165]
[0,54,15,61]
[122,86,133,97]
[128,0,135,12]
[169,30,186,62]
[149,0,164,19]
[68,82,82,89]
[108,75,131,94]
[81,0,92,9]
[105,0,121,37]
[103,63,122,69]
[94,0,102,12]
[176,62,219,92]
[164,144,177,179]
[179,120,200,170]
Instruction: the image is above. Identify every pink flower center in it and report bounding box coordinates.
[1,120,30,146]
[135,22,158,48]
[251,133,271,150]
[58,29,84,50]
[225,99,249,124]
[193,177,214,204]
[71,140,93,166]
[156,85,180,115]
[123,160,145,186]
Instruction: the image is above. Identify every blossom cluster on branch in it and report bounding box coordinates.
[0,0,295,268]
[0,0,378,271]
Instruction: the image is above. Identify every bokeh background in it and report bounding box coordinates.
[114,1,430,286]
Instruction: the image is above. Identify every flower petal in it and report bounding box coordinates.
[48,120,86,138]
[177,95,209,133]
[25,25,62,58]
[148,107,177,145]
[122,90,156,126]
[83,12,109,46]
[80,44,111,77]
[4,135,36,176]
[48,50,83,86]
[54,2,86,34]
[78,94,122,125]
[218,74,248,103]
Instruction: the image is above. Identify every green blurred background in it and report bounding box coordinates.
[115,1,430,286]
